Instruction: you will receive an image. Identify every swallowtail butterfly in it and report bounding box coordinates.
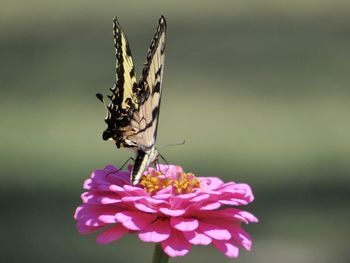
[96,16,166,185]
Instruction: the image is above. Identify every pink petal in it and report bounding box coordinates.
[153,164,183,176]
[74,205,117,227]
[89,169,106,181]
[240,211,258,223]
[167,195,193,210]
[123,185,147,195]
[144,197,168,205]
[153,194,172,200]
[203,190,221,196]
[122,196,145,202]
[84,219,105,227]
[219,182,250,192]
[76,221,101,234]
[116,211,155,231]
[74,206,84,220]
[104,165,130,183]
[155,185,173,195]
[236,183,254,200]
[109,184,126,194]
[104,165,119,172]
[231,210,258,224]
[190,193,210,202]
[96,224,128,244]
[213,240,239,258]
[199,202,221,210]
[220,199,248,206]
[138,219,171,242]
[197,208,258,224]
[103,171,130,186]
[134,203,157,213]
[100,196,122,205]
[89,167,125,188]
[161,229,192,257]
[197,215,254,250]
[170,217,199,231]
[198,177,224,190]
[183,230,212,245]
[159,207,186,216]
[83,178,93,190]
[81,192,122,205]
[173,193,197,200]
[98,214,117,223]
[229,227,253,250]
[219,183,254,203]
[84,176,110,191]
[198,222,231,240]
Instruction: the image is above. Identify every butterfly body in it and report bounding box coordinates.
[132,146,159,184]
[97,16,166,185]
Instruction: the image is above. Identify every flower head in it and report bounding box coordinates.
[74,164,258,258]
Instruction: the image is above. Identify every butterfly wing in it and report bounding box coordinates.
[97,16,166,155]
[98,17,139,147]
[97,16,166,184]
[127,16,166,150]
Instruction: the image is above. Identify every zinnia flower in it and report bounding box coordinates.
[74,164,258,258]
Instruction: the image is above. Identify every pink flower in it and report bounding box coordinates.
[74,164,258,258]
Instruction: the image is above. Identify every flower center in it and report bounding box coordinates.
[173,172,200,194]
[139,170,200,195]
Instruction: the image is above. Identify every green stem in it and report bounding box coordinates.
[152,243,169,263]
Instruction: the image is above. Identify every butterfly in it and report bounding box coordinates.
[96,16,166,185]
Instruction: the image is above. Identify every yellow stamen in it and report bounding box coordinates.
[173,173,200,194]
[140,170,200,195]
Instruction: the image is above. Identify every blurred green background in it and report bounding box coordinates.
[1,0,350,262]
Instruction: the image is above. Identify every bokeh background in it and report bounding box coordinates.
[1,1,350,262]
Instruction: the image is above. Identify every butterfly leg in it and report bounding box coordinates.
[159,153,169,166]
[117,157,135,171]
[158,153,171,174]
[151,159,163,175]
[154,159,160,172]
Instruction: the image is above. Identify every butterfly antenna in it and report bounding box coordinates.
[159,140,186,149]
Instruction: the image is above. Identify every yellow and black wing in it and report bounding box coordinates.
[97,16,166,151]
[97,17,139,147]
[127,16,166,149]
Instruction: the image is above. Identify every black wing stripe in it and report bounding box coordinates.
[152,81,161,94]
[112,18,138,108]
[112,19,124,105]
[141,16,166,86]
[133,106,160,135]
